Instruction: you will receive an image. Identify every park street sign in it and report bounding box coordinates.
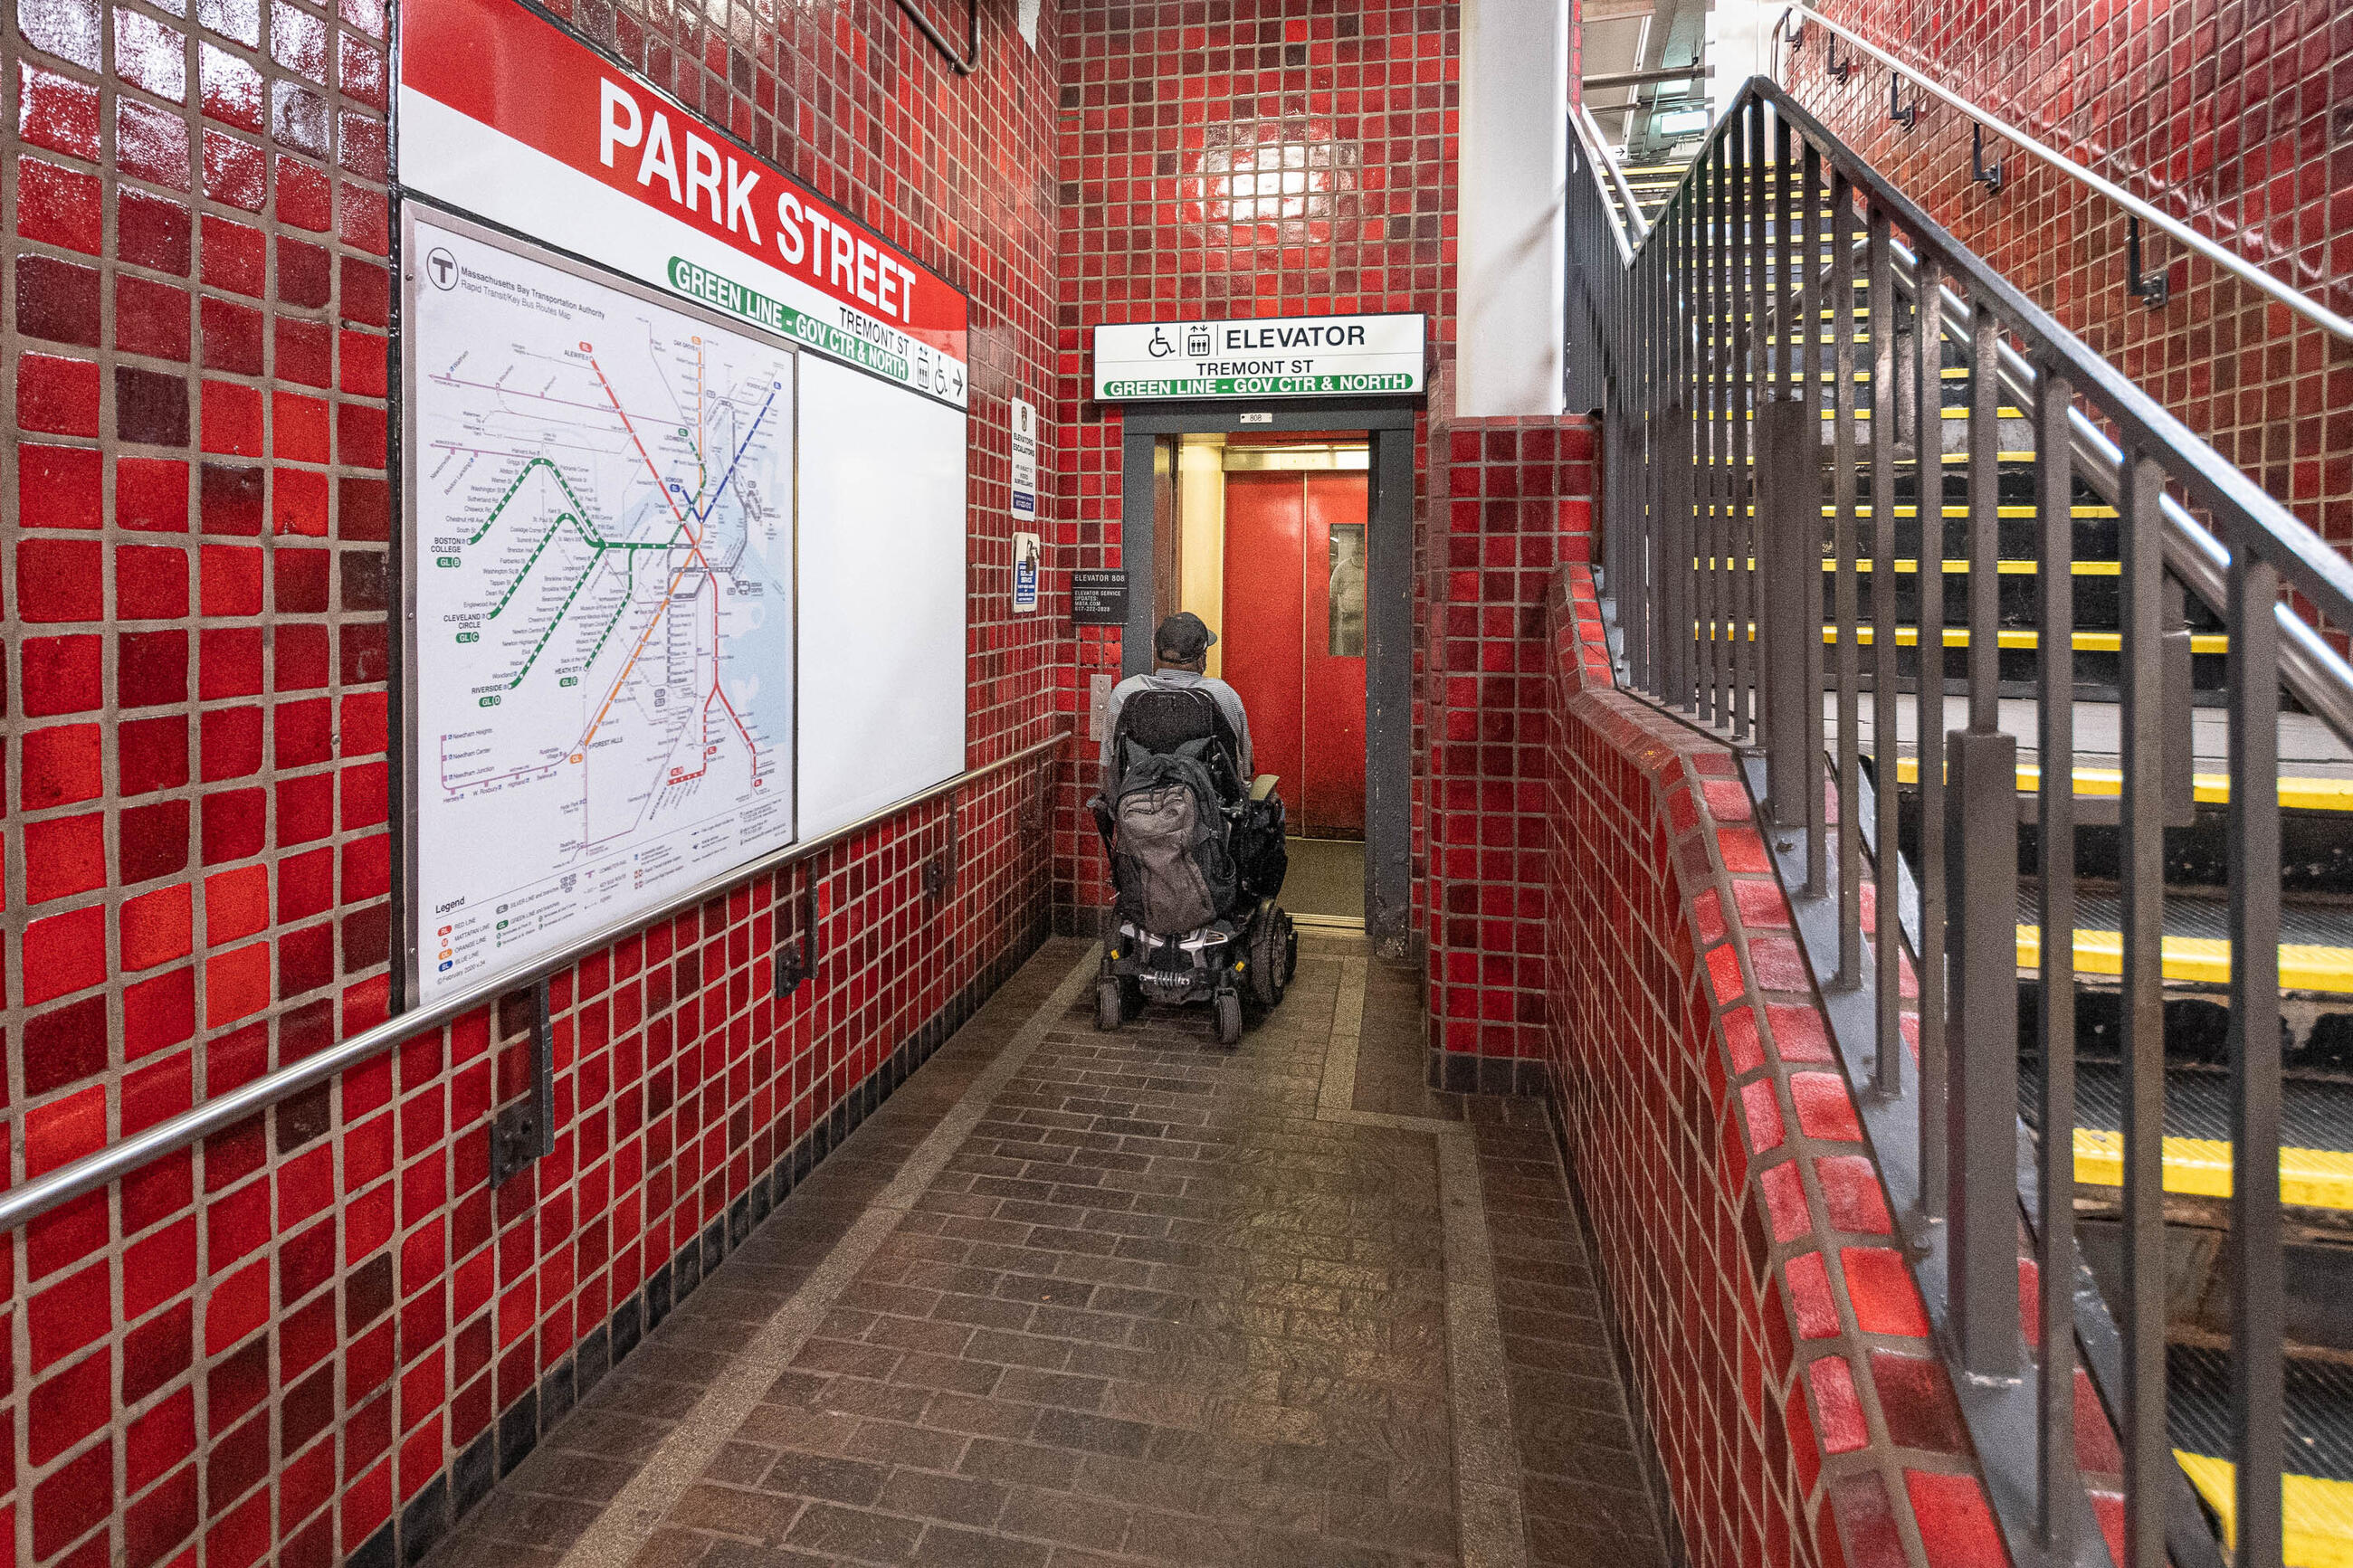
[1092,313,1426,400]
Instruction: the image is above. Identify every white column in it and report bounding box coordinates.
[1457,0,1569,417]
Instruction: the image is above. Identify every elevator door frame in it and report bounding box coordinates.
[1118,400,1417,959]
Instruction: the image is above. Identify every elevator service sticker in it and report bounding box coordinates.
[398,0,970,407]
[1091,314,1426,400]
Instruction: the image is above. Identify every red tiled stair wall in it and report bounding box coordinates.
[0,0,1065,1564]
[1538,567,2024,1568]
[1050,0,1461,927]
[1785,0,2353,626]
[1424,413,1596,1086]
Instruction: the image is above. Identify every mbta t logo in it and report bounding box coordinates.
[426,247,459,289]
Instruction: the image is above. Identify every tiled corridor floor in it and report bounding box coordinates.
[424,935,1671,1568]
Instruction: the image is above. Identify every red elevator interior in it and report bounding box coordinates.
[1219,467,1369,840]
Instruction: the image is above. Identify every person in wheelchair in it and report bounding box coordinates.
[1099,612,1253,791]
[1091,613,1296,1046]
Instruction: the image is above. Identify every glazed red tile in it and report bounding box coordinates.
[15,157,104,255]
[16,254,102,348]
[117,716,191,796]
[16,352,103,437]
[20,724,103,810]
[1841,1248,1932,1338]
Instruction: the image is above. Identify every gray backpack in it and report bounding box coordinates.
[1110,743,1236,934]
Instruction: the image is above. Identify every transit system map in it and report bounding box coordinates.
[407,220,795,1003]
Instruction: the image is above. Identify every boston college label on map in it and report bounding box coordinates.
[1092,313,1426,400]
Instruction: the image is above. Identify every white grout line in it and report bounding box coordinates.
[1310,952,1530,1568]
[552,946,1103,1568]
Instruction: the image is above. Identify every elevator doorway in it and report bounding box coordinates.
[1157,435,1369,924]
[1117,402,1416,956]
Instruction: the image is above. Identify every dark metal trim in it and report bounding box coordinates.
[2126,214,2170,309]
[489,979,555,1186]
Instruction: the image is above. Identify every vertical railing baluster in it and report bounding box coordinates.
[1868,205,1899,1094]
[2228,536,2285,1568]
[1801,138,1826,898]
[1945,299,2020,1377]
[1738,100,1763,740]
[1830,172,1862,987]
[2118,451,2168,1568]
[1703,147,1722,724]
[1695,154,1716,724]
[1722,133,1740,728]
[1667,400,1695,711]
[2035,363,2080,1553]
[1916,258,1948,1218]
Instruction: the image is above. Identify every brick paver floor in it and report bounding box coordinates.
[423,933,1671,1568]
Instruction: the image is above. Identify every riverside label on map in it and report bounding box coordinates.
[405,216,796,1003]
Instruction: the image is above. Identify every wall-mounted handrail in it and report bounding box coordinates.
[0,728,1072,1236]
[1775,1,2353,345]
[891,0,978,74]
[1883,234,2353,750]
[1571,104,1643,263]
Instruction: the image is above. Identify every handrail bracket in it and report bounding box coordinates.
[489,978,555,1187]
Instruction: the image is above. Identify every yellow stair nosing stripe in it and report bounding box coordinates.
[2017,926,2353,994]
[2074,1129,2353,1211]
[2174,1450,2353,1564]
[1815,626,2231,653]
[1889,759,2353,814]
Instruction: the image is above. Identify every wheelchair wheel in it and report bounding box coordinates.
[1248,907,1291,1009]
[1213,991,1243,1048]
[1096,979,1124,1032]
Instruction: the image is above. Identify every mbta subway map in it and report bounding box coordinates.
[407,220,795,1003]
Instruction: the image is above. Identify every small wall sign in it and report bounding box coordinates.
[1009,398,1038,524]
[1012,532,1040,613]
[1071,569,1129,625]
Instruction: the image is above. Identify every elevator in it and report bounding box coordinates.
[1115,402,1415,955]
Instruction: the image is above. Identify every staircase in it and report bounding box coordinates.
[1845,299,2353,1554]
[1571,79,2353,1568]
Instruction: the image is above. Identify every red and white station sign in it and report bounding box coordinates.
[398,0,970,404]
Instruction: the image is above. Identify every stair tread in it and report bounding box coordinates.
[1840,693,2353,776]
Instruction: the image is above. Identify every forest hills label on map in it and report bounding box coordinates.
[405,219,796,1003]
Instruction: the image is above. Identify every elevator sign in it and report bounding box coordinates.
[1092,313,1426,400]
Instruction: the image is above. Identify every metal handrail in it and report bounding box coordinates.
[0,729,1071,1235]
[1774,1,2353,345]
[1874,233,2353,748]
[1571,107,1640,265]
[1576,102,1652,250]
[889,0,978,74]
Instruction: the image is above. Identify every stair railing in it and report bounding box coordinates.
[1585,76,2353,1568]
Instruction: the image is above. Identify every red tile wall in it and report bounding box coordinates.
[1425,413,1594,1079]
[1538,568,2031,1568]
[1783,0,2353,601]
[1049,0,1462,925]
[0,0,1065,1562]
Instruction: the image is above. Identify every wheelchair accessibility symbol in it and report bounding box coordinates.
[1147,327,1175,357]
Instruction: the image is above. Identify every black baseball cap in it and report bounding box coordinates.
[1154,612,1217,662]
